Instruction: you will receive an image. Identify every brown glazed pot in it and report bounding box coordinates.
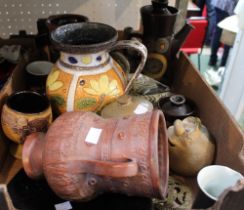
[22,110,169,201]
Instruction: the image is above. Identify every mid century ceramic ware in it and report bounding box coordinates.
[100,95,153,118]
[1,91,52,158]
[25,61,53,94]
[22,110,168,201]
[168,116,215,176]
[158,94,196,125]
[46,22,147,114]
[129,73,171,106]
[124,0,192,81]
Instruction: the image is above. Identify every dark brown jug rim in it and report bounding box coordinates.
[46,14,89,28]
[51,22,118,54]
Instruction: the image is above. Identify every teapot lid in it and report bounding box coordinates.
[158,94,196,121]
[101,95,153,118]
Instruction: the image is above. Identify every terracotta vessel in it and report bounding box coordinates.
[1,91,52,159]
[168,116,215,176]
[46,22,147,114]
[22,110,168,201]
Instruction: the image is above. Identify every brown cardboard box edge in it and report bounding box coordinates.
[0,60,26,174]
[173,52,244,172]
[172,53,244,209]
[0,184,16,210]
[0,36,36,183]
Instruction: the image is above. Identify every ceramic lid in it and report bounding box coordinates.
[158,94,196,122]
[101,95,153,118]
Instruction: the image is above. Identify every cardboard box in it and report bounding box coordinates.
[0,35,36,172]
[0,184,15,210]
[0,52,244,209]
[172,53,244,209]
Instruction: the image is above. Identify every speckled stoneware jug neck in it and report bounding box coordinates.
[59,51,110,69]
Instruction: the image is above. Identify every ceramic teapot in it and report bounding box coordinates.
[22,110,168,201]
[124,0,193,82]
[46,22,147,114]
[168,116,215,176]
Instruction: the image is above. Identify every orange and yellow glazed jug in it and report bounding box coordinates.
[46,22,147,114]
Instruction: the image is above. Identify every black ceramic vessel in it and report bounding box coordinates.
[158,94,196,125]
[124,0,192,83]
[140,0,179,39]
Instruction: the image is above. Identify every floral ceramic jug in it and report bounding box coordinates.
[46,22,147,114]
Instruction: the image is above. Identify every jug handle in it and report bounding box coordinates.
[110,51,130,75]
[109,40,147,94]
[79,158,138,178]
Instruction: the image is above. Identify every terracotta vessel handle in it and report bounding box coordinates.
[78,158,138,178]
[23,132,138,179]
[46,159,139,178]
[109,40,147,94]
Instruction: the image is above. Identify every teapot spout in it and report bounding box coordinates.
[171,22,194,58]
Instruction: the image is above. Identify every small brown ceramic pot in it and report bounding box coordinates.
[158,94,196,126]
[1,91,52,158]
[22,110,168,201]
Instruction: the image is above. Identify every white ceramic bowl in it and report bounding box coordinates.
[197,165,243,201]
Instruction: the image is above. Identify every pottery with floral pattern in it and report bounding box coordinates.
[46,22,147,114]
[1,91,52,159]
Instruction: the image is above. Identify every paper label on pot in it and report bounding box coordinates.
[85,127,102,144]
[55,201,72,210]
[134,103,149,114]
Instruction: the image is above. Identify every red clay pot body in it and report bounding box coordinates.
[22,110,168,201]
